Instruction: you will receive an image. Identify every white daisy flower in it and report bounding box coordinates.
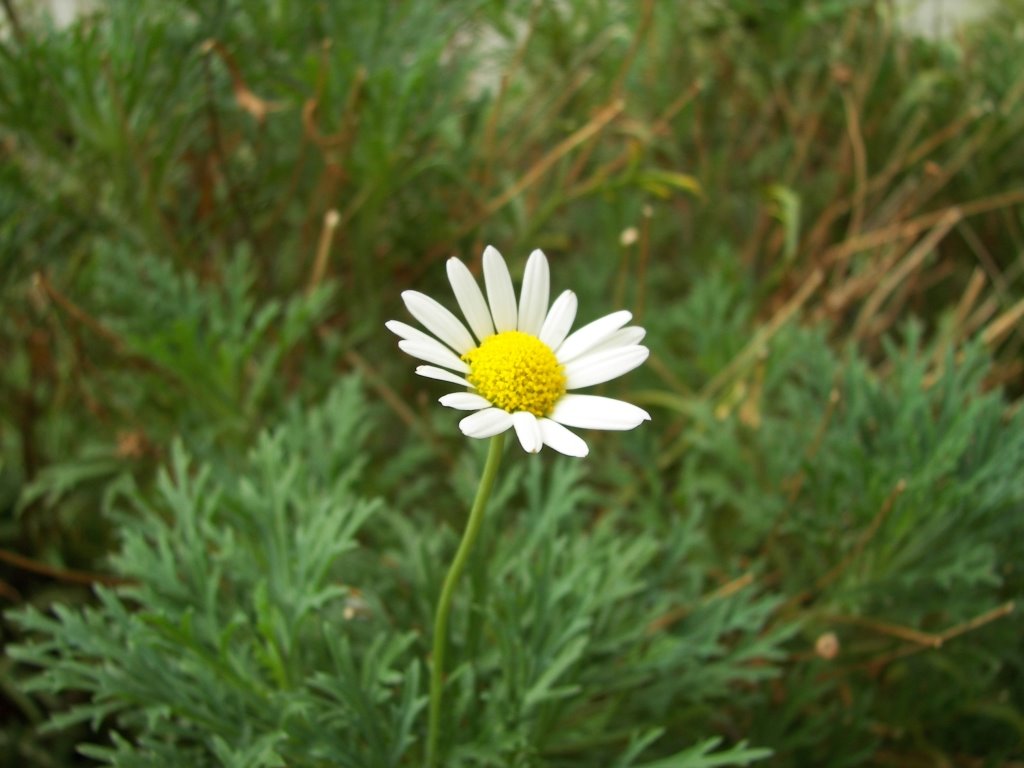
[387,246,650,457]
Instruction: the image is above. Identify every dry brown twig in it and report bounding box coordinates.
[0,548,129,589]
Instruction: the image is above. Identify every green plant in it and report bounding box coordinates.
[2,0,1022,764]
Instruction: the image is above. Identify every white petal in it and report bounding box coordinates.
[398,339,469,372]
[564,345,649,389]
[483,245,517,332]
[459,408,513,438]
[439,392,491,411]
[401,290,476,354]
[587,326,646,355]
[550,394,651,430]
[538,419,589,457]
[539,290,578,349]
[447,258,495,342]
[516,249,549,335]
[415,365,471,387]
[556,310,632,363]
[386,320,438,346]
[512,411,542,453]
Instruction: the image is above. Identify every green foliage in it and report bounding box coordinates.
[654,271,1024,761]
[10,379,778,766]
[2,0,1023,765]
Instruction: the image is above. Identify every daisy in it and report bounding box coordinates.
[387,245,650,456]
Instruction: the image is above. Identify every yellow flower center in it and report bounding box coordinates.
[462,331,566,417]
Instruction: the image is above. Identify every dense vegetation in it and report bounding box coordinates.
[1,0,1022,765]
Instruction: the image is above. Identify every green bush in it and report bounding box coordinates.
[2,0,1022,765]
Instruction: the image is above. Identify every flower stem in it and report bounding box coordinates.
[426,432,505,768]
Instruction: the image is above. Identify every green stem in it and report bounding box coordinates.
[426,432,505,768]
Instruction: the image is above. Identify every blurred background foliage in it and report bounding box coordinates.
[1,0,1022,765]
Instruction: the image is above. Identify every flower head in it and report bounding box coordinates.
[387,246,650,456]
